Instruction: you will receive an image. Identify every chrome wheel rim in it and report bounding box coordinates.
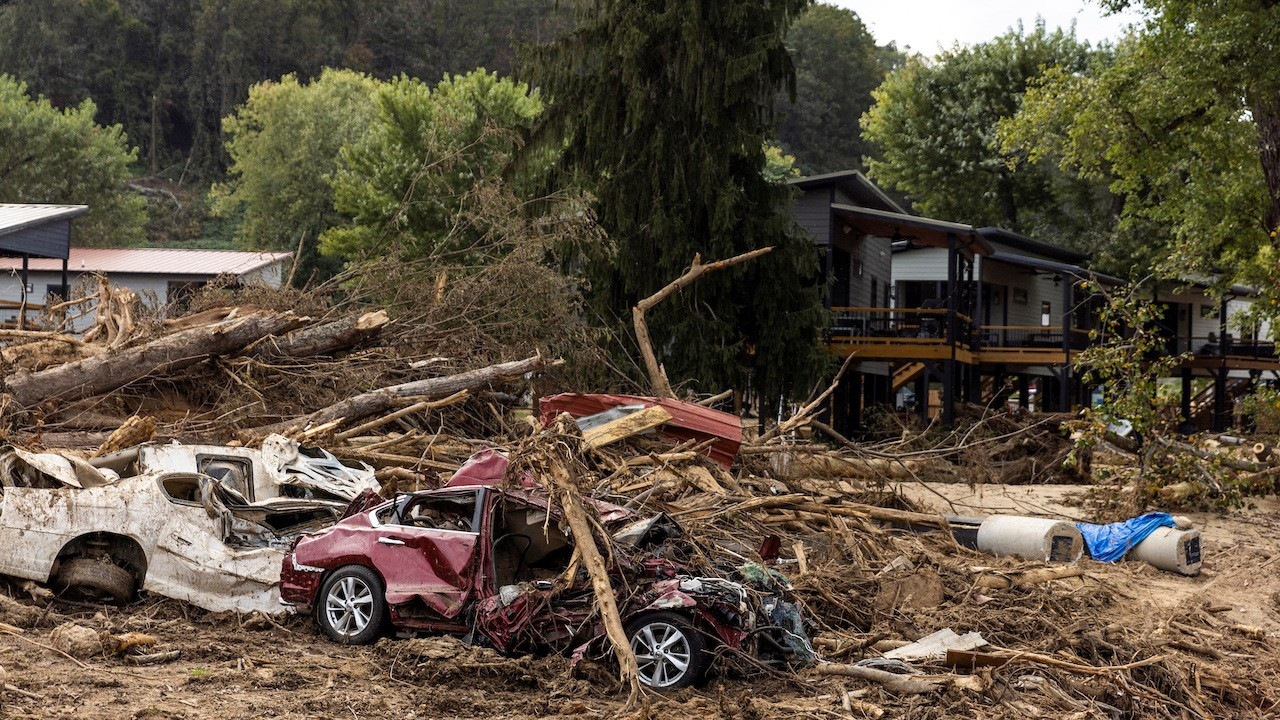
[631,621,692,687]
[325,575,374,637]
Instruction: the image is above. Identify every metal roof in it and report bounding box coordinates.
[0,247,291,276]
[977,227,1088,265]
[831,204,995,257]
[0,204,89,240]
[987,251,1125,286]
[790,170,907,214]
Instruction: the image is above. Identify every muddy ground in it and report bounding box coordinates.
[1,483,1277,720]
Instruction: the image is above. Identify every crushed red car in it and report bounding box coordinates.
[280,451,814,688]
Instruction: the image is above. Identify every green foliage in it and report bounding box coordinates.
[1240,384,1280,438]
[525,0,829,401]
[0,0,568,180]
[0,75,146,246]
[320,70,543,261]
[1073,280,1184,445]
[212,69,379,281]
[862,23,1113,253]
[776,3,901,174]
[1002,2,1280,291]
[762,145,801,183]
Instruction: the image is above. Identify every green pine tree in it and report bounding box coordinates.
[525,0,829,404]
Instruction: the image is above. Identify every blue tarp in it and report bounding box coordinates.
[1076,512,1176,562]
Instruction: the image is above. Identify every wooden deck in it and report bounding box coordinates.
[826,316,1280,372]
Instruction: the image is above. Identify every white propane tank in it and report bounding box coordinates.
[1128,527,1202,576]
[976,515,1084,563]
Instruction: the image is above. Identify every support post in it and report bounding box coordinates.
[1212,368,1228,432]
[915,369,929,423]
[943,234,958,427]
[18,252,28,331]
[1180,368,1192,423]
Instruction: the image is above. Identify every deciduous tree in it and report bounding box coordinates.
[1003,1,1280,289]
[0,76,146,246]
[862,23,1112,253]
[212,69,379,281]
[776,3,900,174]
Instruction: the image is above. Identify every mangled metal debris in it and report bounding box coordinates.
[0,435,379,614]
[281,452,815,689]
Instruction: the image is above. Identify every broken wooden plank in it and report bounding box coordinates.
[90,415,157,459]
[581,405,673,450]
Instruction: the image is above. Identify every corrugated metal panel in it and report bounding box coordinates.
[0,204,88,239]
[0,247,292,276]
[539,393,743,468]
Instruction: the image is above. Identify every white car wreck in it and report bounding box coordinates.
[0,436,379,614]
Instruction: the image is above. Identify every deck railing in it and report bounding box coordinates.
[827,307,974,347]
[977,325,1093,351]
[826,310,1280,366]
[1172,335,1277,359]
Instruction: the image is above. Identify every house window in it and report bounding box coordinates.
[1041,301,1052,327]
[870,278,878,309]
[45,283,69,302]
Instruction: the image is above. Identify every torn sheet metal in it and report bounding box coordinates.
[89,436,377,504]
[539,393,744,468]
[260,434,379,501]
[883,628,988,663]
[0,472,333,614]
[3,448,114,488]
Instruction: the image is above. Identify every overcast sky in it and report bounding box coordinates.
[829,1,1147,55]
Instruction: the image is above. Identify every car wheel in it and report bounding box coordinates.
[54,557,135,604]
[626,611,708,689]
[317,566,385,645]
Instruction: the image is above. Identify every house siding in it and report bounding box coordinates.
[0,263,289,329]
[793,189,832,246]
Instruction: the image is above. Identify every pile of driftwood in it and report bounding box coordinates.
[0,274,556,449]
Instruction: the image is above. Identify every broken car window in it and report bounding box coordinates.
[381,493,479,533]
[196,455,254,501]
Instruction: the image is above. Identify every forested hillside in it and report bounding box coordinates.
[0,0,569,177]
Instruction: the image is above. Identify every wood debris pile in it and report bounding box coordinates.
[0,262,1274,719]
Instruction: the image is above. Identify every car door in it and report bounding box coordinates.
[146,473,284,614]
[368,490,482,619]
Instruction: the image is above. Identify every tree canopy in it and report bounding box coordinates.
[0,0,568,179]
[1003,1,1280,287]
[862,23,1114,255]
[525,0,829,400]
[0,75,146,246]
[776,3,901,175]
[320,70,544,262]
[213,68,379,280]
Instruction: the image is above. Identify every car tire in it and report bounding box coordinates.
[626,611,708,689]
[54,557,135,604]
[316,566,385,645]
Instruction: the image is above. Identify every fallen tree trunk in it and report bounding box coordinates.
[245,354,547,437]
[812,664,939,694]
[6,312,307,407]
[633,247,772,398]
[517,415,642,701]
[245,310,389,360]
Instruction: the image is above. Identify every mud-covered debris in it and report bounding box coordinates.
[50,622,103,659]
